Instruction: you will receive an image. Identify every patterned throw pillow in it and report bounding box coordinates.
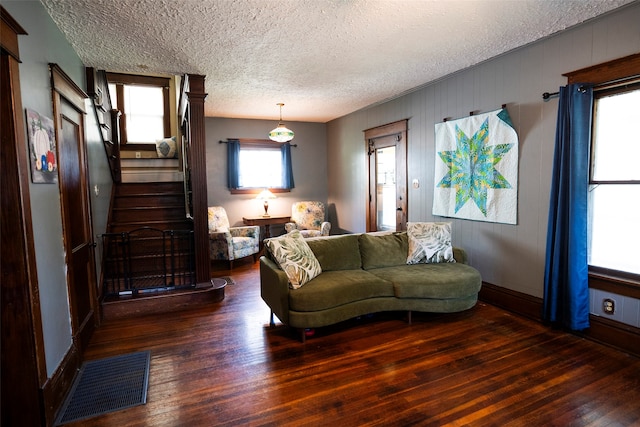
[265,230,322,289]
[155,136,177,158]
[407,222,456,264]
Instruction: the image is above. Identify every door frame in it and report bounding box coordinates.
[1,8,47,426]
[365,119,408,232]
[50,63,98,351]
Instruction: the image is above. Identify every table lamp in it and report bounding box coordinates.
[256,189,276,217]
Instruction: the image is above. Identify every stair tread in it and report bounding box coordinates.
[113,205,184,210]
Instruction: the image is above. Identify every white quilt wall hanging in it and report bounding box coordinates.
[433,108,518,224]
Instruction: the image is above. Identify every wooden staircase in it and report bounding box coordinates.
[101,181,223,320]
[109,181,191,233]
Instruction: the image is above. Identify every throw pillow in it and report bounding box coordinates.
[407,222,456,264]
[155,136,177,158]
[265,230,322,289]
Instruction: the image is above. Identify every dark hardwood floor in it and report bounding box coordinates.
[68,258,640,426]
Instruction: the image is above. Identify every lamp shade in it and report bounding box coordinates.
[268,124,294,143]
[256,189,276,200]
[268,103,294,142]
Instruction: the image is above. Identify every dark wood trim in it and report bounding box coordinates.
[119,142,157,151]
[183,74,210,284]
[0,5,27,61]
[363,120,408,139]
[479,281,640,357]
[564,54,640,297]
[478,282,543,322]
[1,10,46,426]
[102,285,224,321]
[230,188,291,195]
[564,52,640,84]
[577,315,640,357]
[105,72,172,143]
[51,64,98,356]
[364,119,408,232]
[105,72,171,87]
[163,85,171,137]
[49,63,88,113]
[41,345,80,426]
[590,272,640,299]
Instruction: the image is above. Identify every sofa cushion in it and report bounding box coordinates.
[306,234,362,271]
[407,222,455,264]
[288,269,394,312]
[369,263,482,299]
[359,232,408,270]
[265,230,322,289]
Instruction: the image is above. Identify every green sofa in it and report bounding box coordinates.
[260,231,482,341]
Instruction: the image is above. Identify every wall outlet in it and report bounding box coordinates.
[603,298,615,315]
[135,151,141,158]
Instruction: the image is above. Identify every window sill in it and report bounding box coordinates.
[589,270,640,299]
[229,188,291,195]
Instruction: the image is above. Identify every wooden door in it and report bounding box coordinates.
[51,64,97,351]
[365,120,408,232]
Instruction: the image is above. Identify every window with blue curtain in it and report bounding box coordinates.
[226,139,294,192]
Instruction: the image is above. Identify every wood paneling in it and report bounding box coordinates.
[60,262,640,426]
[326,3,640,326]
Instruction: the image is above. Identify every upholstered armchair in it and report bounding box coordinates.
[208,206,260,268]
[285,201,331,238]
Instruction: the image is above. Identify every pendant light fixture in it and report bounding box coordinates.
[268,103,294,143]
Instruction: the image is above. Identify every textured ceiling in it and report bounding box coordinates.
[41,0,633,123]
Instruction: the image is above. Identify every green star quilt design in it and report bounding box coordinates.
[433,108,518,224]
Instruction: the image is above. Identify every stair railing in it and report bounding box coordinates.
[86,67,122,183]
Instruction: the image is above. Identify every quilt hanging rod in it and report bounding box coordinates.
[443,103,507,122]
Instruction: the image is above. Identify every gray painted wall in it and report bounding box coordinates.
[4,0,112,376]
[326,2,640,305]
[206,117,328,236]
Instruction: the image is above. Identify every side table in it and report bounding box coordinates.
[242,215,291,239]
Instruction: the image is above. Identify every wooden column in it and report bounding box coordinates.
[185,74,210,285]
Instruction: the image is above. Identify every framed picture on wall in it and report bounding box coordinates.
[25,108,57,184]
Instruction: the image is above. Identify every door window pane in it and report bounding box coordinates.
[376,146,396,231]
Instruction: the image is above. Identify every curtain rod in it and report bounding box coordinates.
[542,85,593,101]
[218,139,297,147]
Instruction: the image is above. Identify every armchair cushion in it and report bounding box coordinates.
[208,206,230,232]
[285,201,331,237]
[208,206,259,263]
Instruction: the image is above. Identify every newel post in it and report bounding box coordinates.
[184,74,210,285]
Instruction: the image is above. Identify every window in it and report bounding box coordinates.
[589,84,640,276]
[106,73,171,144]
[227,139,295,193]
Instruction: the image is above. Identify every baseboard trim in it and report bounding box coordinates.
[479,282,543,322]
[479,281,640,358]
[42,344,80,426]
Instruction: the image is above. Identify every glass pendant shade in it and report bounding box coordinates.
[269,123,294,142]
[268,103,294,142]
